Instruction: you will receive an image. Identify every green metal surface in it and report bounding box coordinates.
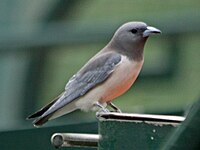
[98,117,180,150]
[162,98,200,150]
[0,113,188,150]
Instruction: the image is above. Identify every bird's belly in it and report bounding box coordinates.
[100,60,143,102]
[101,73,137,102]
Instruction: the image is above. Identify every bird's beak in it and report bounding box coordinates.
[143,26,161,37]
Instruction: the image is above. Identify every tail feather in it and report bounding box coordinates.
[27,100,56,119]
[33,100,78,127]
[33,114,53,127]
[27,92,64,126]
[27,92,78,127]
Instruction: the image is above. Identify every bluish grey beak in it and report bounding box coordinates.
[143,26,161,37]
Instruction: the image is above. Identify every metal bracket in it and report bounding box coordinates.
[51,112,185,149]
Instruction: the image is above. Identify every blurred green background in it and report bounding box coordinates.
[0,0,199,131]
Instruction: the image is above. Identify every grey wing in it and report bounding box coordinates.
[42,52,121,117]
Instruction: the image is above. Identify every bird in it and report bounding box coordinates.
[27,21,161,127]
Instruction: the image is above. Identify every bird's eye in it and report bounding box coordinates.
[130,29,137,34]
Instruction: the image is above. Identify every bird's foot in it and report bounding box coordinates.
[94,102,110,118]
[107,102,122,113]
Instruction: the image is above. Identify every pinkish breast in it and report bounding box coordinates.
[99,55,144,103]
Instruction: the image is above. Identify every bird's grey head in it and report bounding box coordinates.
[108,22,161,60]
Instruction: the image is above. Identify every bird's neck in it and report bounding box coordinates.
[106,39,147,61]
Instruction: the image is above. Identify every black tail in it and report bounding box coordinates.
[32,114,53,127]
[27,100,56,119]
[27,92,63,126]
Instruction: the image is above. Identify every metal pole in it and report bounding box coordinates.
[51,133,100,148]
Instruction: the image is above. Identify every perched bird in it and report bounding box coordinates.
[27,21,161,127]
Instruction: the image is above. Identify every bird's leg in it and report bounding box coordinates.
[94,102,110,113]
[107,102,122,113]
[94,102,110,118]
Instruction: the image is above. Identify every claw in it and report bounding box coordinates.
[94,102,110,118]
[107,102,122,113]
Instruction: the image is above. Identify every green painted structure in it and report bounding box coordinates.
[99,116,180,150]
[1,98,200,150]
